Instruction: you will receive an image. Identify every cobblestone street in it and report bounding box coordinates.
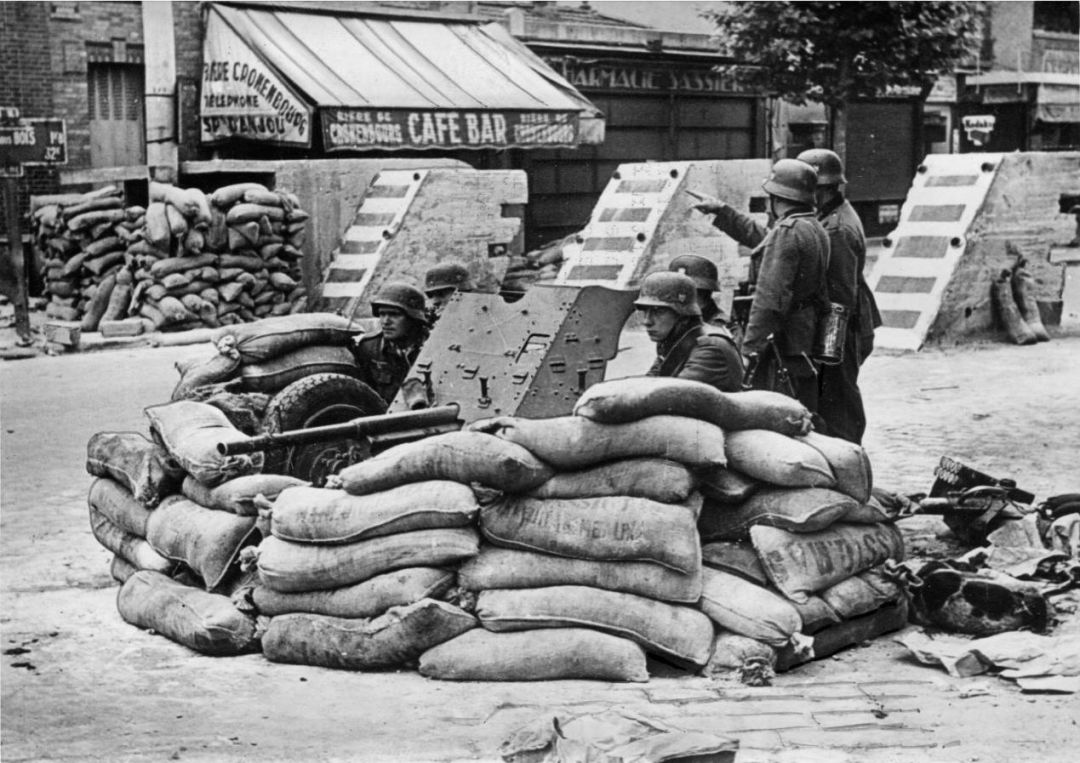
[2,331,1079,762]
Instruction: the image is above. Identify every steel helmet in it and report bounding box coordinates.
[371,282,428,323]
[762,159,818,205]
[669,254,719,292]
[634,272,701,317]
[796,148,847,186]
[424,261,474,295]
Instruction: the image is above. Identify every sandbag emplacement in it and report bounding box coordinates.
[261,599,476,670]
[480,495,701,574]
[255,527,480,593]
[705,631,778,677]
[239,345,359,393]
[699,567,802,647]
[249,567,455,617]
[117,570,259,656]
[752,523,906,603]
[328,432,554,496]
[696,466,761,505]
[459,546,702,604]
[795,430,873,503]
[700,541,769,586]
[88,477,155,538]
[269,481,478,544]
[819,567,903,620]
[145,400,263,486]
[89,506,175,575]
[476,415,726,470]
[171,341,241,401]
[698,487,858,542]
[212,313,363,364]
[86,431,183,508]
[182,473,308,516]
[527,458,695,503]
[418,628,648,682]
[477,586,715,666]
[146,495,259,590]
[574,377,812,436]
[724,429,835,488]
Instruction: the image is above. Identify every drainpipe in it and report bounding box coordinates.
[142,1,179,183]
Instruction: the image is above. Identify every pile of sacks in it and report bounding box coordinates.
[32,181,309,334]
[90,375,907,681]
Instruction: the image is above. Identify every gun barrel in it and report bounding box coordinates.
[218,404,461,456]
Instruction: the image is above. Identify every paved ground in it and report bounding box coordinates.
[2,325,1079,762]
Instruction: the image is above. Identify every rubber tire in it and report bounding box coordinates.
[262,373,386,483]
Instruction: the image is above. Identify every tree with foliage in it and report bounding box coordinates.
[703,1,983,162]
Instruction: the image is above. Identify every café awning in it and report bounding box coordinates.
[201,2,605,150]
[967,71,1080,124]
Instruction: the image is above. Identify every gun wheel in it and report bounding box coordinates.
[262,373,386,485]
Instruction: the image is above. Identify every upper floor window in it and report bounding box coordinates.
[1034,2,1079,34]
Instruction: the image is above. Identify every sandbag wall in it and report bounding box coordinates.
[32,182,309,334]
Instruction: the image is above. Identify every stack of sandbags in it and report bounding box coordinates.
[243,431,553,670]
[170,313,366,401]
[419,413,728,683]
[84,417,299,656]
[31,186,146,332]
[572,378,907,678]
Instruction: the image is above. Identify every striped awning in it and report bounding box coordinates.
[200,2,604,150]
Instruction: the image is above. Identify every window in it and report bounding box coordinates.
[1033,2,1079,34]
[87,62,145,167]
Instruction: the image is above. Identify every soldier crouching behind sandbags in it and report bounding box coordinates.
[634,271,744,392]
[350,282,430,407]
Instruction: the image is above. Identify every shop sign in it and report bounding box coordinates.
[543,58,747,94]
[200,11,312,146]
[321,109,580,151]
[961,115,996,147]
[0,118,67,171]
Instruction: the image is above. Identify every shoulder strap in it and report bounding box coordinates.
[658,324,704,377]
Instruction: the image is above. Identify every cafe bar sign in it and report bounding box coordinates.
[321,109,581,151]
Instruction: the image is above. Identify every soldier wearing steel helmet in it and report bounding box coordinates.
[350,282,430,406]
[798,148,881,443]
[691,159,830,413]
[634,271,744,392]
[668,254,730,328]
[424,260,475,323]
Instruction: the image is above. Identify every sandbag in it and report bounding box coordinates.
[261,599,476,670]
[117,571,259,656]
[841,498,893,524]
[574,377,812,436]
[145,400,263,486]
[80,272,115,331]
[477,586,715,665]
[698,487,858,542]
[696,466,761,505]
[795,430,873,503]
[239,345,359,393]
[751,523,906,603]
[418,628,648,682]
[480,495,700,574]
[458,545,702,604]
[329,432,554,496]
[792,596,842,634]
[182,473,307,516]
[88,478,154,538]
[212,313,362,364]
[700,541,769,586]
[171,338,242,401]
[475,414,727,470]
[527,458,694,503]
[146,495,259,590]
[724,429,835,487]
[819,567,903,620]
[255,527,480,593]
[248,567,454,618]
[269,481,478,544]
[86,431,183,507]
[111,554,138,584]
[699,567,802,646]
[89,506,175,575]
[705,631,777,676]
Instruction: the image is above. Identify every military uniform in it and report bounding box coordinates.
[816,195,876,443]
[350,329,428,406]
[712,206,830,411]
[647,317,744,392]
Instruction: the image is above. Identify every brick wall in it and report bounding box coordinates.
[173,1,205,162]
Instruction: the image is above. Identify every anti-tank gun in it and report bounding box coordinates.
[220,284,636,484]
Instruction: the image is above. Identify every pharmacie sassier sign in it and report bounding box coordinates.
[321,108,580,151]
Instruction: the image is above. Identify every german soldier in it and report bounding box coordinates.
[798,148,881,443]
[635,271,744,392]
[350,282,430,407]
[692,159,830,413]
[423,261,475,323]
[668,254,729,328]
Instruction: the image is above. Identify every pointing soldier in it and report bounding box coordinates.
[350,282,430,407]
[634,271,743,392]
